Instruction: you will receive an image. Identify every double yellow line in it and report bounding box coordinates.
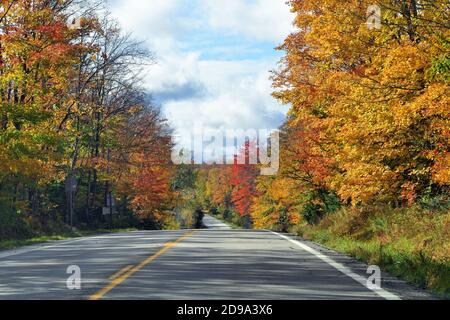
[89,231,195,300]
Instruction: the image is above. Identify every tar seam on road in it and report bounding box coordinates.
[0,230,187,259]
[89,231,196,300]
[268,230,401,300]
[0,232,144,259]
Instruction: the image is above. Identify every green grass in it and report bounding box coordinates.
[293,205,450,298]
[301,229,450,298]
[0,228,138,251]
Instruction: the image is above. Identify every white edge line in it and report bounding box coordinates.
[267,230,401,300]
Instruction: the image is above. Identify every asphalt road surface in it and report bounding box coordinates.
[0,215,434,300]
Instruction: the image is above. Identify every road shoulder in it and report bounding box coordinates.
[268,230,438,300]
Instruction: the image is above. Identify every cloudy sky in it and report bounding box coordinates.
[108,0,294,149]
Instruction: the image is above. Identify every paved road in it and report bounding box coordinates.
[0,216,433,300]
[202,215,232,230]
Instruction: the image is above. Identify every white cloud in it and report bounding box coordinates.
[110,0,179,39]
[164,59,287,135]
[108,0,293,152]
[204,0,295,42]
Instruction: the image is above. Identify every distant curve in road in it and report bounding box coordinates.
[202,214,232,230]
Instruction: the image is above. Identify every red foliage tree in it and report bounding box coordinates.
[231,141,259,217]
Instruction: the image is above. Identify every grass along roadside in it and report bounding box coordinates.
[0,228,138,251]
[302,230,449,298]
[296,206,449,298]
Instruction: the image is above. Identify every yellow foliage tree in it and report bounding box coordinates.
[273,0,449,205]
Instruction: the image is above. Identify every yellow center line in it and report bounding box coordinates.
[108,265,134,281]
[89,231,195,301]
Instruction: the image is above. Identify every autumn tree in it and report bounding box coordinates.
[125,108,174,224]
[0,0,91,227]
[206,166,233,209]
[273,0,449,206]
[0,0,176,236]
[250,176,302,231]
[231,142,259,221]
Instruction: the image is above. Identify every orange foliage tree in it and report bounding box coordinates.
[272,0,449,206]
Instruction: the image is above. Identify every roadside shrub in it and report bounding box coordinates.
[0,204,33,240]
[300,190,341,225]
[419,194,450,211]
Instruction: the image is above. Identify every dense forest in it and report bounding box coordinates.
[0,0,176,239]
